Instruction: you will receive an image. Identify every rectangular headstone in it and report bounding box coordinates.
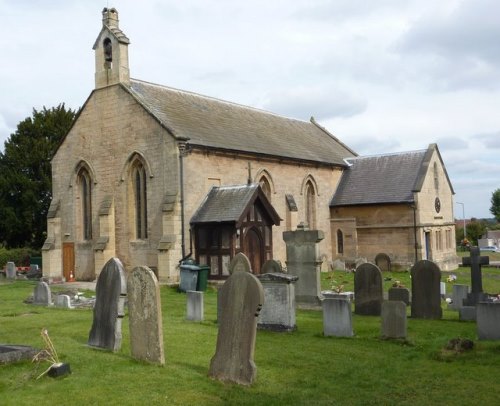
[33,281,52,306]
[388,287,410,305]
[257,273,298,331]
[440,282,446,298]
[127,266,164,365]
[322,290,354,301]
[6,262,16,279]
[354,263,383,316]
[55,294,73,309]
[381,301,407,339]
[450,284,469,311]
[477,302,500,340]
[88,257,127,352]
[322,298,353,337]
[410,260,442,319]
[187,290,204,322]
[459,306,476,321]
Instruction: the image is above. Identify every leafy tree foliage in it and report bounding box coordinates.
[491,189,500,222]
[0,104,77,248]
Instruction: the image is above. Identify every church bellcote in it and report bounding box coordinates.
[93,8,130,89]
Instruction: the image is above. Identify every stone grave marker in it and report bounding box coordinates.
[209,254,264,385]
[55,294,73,309]
[477,302,500,340]
[381,301,407,339]
[459,306,476,321]
[33,281,52,306]
[354,263,383,316]
[229,252,252,274]
[6,262,16,279]
[283,224,324,306]
[187,290,204,322]
[322,298,353,337]
[261,259,282,274]
[388,287,410,305]
[88,257,127,352]
[410,260,442,319]
[127,266,164,365]
[450,284,469,311]
[462,247,489,306]
[257,272,298,331]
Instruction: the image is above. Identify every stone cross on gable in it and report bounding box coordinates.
[462,246,489,306]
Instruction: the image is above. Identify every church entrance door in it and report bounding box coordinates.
[244,228,263,274]
[62,243,75,281]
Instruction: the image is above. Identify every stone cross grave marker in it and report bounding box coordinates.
[209,254,264,385]
[127,266,165,365]
[462,246,489,306]
[6,262,16,279]
[410,260,442,319]
[33,281,52,305]
[354,263,383,316]
[88,257,127,352]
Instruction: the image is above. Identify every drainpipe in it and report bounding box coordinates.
[178,140,189,261]
[412,203,418,263]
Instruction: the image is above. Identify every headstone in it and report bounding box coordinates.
[257,272,298,331]
[410,260,442,319]
[0,345,40,365]
[450,284,469,311]
[332,259,345,271]
[209,256,264,385]
[477,302,500,340]
[88,257,127,352]
[55,294,73,309]
[187,290,204,322]
[322,290,354,301]
[261,259,282,274]
[127,266,164,365]
[229,252,252,274]
[322,298,353,337]
[6,262,16,279]
[459,306,476,321]
[462,247,489,306]
[283,225,324,306]
[381,301,407,339]
[33,281,52,305]
[354,263,383,316]
[375,253,391,272]
[440,282,446,298]
[388,287,410,305]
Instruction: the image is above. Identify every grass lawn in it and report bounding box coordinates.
[2,268,500,405]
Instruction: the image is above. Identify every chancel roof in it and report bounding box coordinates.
[125,79,356,166]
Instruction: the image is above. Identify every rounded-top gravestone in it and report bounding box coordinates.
[354,262,383,316]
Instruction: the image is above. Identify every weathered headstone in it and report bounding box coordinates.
[187,290,204,322]
[322,298,353,337]
[283,225,324,306]
[33,281,52,306]
[88,257,127,352]
[440,282,446,299]
[375,253,391,273]
[381,301,407,339]
[477,302,500,340]
[450,284,469,311]
[410,260,442,319]
[462,247,489,306]
[354,263,383,316]
[209,254,264,385]
[388,287,410,305]
[322,290,354,301]
[257,272,298,331]
[229,252,252,274]
[55,294,73,309]
[459,306,476,321]
[6,262,16,279]
[127,266,164,365]
[261,259,282,274]
[332,259,345,271]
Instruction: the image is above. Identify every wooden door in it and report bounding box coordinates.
[244,228,263,274]
[62,243,75,281]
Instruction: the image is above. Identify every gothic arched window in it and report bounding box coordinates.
[78,168,92,240]
[259,176,272,201]
[132,161,148,239]
[337,229,344,255]
[305,180,317,229]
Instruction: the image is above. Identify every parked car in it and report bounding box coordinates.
[479,246,500,252]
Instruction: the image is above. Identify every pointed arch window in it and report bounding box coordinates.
[132,161,148,239]
[259,176,272,201]
[78,168,92,240]
[433,162,439,191]
[337,229,344,255]
[305,180,317,229]
[103,38,112,67]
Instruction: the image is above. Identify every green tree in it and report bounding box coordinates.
[0,104,77,248]
[491,189,500,222]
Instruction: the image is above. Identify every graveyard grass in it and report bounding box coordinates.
[2,270,500,405]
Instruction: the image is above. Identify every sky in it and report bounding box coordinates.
[1,0,499,219]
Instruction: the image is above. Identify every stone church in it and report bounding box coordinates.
[42,8,457,282]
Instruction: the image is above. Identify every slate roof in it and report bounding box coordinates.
[190,184,280,226]
[125,79,356,166]
[330,148,429,207]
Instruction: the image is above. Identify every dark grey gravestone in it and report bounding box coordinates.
[322,298,353,337]
[209,268,264,385]
[0,345,40,364]
[477,302,500,340]
[6,262,16,279]
[187,290,204,321]
[88,257,127,352]
[261,259,282,274]
[354,263,383,316]
[462,247,489,306]
[450,284,469,311]
[381,301,407,339]
[33,281,52,306]
[127,266,164,365]
[459,306,476,321]
[283,226,324,307]
[388,287,410,306]
[257,272,298,331]
[410,260,442,319]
